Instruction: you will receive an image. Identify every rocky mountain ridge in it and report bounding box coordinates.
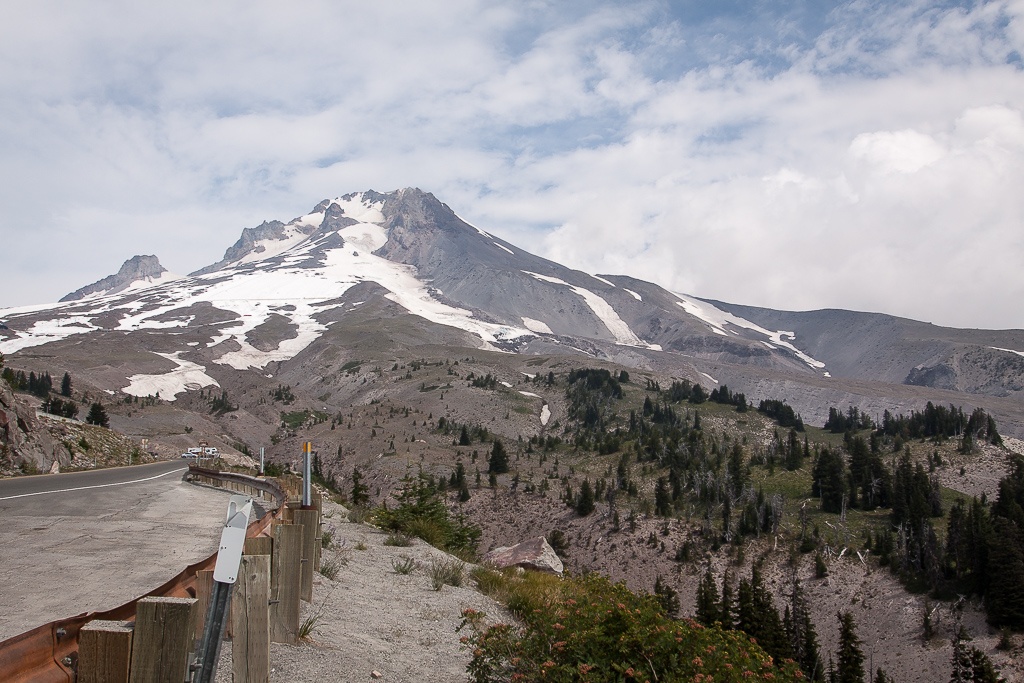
[1,187,1022,438]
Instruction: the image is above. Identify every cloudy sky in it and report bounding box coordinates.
[1,1,1022,329]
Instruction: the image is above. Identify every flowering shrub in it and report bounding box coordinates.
[460,573,804,682]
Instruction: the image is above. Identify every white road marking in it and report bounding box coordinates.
[0,467,187,501]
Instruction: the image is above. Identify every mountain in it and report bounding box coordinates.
[59,254,175,302]
[0,187,1022,439]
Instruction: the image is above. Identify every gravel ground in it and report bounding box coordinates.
[215,499,511,683]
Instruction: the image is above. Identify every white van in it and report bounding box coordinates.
[204,447,219,457]
[187,447,202,455]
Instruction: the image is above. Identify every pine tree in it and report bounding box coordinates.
[654,476,672,517]
[653,575,679,618]
[575,479,595,516]
[719,570,735,629]
[836,612,866,683]
[350,467,370,506]
[488,440,510,474]
[86,402,109,428]
[459,425,471,446]
[60,372,72,397]
[695,565,720,626]
[788,577,824,680]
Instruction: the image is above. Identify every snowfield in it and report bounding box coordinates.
[674,293,826,370]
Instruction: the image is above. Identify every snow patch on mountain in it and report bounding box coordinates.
[522,271,647,347]
[624,289,642,301]
[332,194,385,224]
[0,316,99,353]
[991,346,1024,358]
[590,275,615,287]
[123,352,219,399]
[494,242,514,256]
[674,294,826,370]
[541,404,551,426]
[522,317,553,334]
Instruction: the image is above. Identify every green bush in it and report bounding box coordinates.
[373,476,480,558]
[459,572,804,683]
[428,558,465,590]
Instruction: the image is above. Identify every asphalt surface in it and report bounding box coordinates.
[0,460,188,505]
[0,461,232,640]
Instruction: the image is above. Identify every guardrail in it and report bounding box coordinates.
[184,466,288,509]
[0,466,288,682]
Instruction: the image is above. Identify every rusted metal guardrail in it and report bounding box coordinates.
[0,466,286,682]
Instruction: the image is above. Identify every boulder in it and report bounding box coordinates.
[483,536,563,575]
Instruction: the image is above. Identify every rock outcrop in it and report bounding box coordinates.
[0,383,64,474]
[483,536,564,575]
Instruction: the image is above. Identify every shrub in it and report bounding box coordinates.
[392,556,417,575]
[428,558,465,590]
[384,533,413,547]
[459,573,805,683]
[318,557,342,580]
[373,476,480,558]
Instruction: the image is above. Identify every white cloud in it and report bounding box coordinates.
[0,1,1022,330]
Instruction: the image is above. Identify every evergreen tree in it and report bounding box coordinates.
[653,575,679,618]
[60,372,72,397]
[695,565,720,626]
[350,467,370,506]
[836,612,865,683]
[85,402,109,428]
[719,570,735,630]
[575,479,595,516]
[488,440,509,474]
[787,577,824,680]
[459,425,471,446]
[654,476,672,517]
[813,447,847,513]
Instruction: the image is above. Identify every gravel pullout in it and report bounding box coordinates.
[215,499,511,682]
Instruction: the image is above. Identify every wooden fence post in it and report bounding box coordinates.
[232,554,271,683]
[129,596,196,683]
[245,535,273,557]
[193,569,215,640]
[270,523,302,644]
[78,620,133,683]
[293,509,319,603]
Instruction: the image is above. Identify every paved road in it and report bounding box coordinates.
[0,461,232,641]
[0,460,188,504]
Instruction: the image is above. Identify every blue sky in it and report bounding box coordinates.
[1,0,1022,329]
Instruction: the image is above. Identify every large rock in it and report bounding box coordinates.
[483,536,563,575]
[0,382,65,474]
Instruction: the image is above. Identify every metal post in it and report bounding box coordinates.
[302,442,312,507]
[191,495,252,683]
[259,447,265,476]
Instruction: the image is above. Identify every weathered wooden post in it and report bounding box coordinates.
[78,620,133,683]
[231,554,271,683]
[193,569,215,639]
[129,597,196,683]
[244,535,273,557]
[293,508,320,602]
[270,522,303,644]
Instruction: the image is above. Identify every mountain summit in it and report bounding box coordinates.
[59,254,174,302]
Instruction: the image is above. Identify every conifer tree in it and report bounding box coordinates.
[60,372,72,397]
[653,575,679,617]
[488,440,509,474]
[695,565,720,626]
[836,612,865,683]
[86,402,109,428]
[654,476,672,517]
[575,478,595,516]
[719,569,735,630]
[350,467,370,506]
[459,425,471,446]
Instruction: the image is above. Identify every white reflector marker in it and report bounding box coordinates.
[213,495,253,584]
